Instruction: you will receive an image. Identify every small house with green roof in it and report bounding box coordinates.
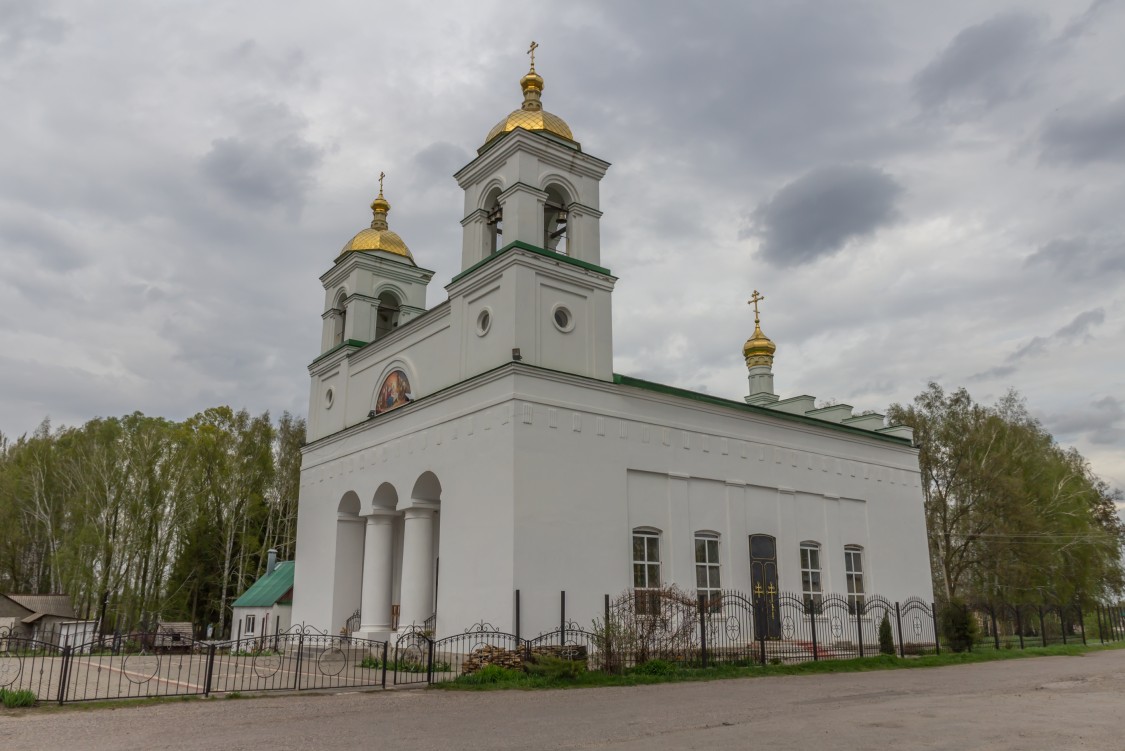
[231,550,294,641]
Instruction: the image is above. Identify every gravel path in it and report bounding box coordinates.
[4,650,1124,750]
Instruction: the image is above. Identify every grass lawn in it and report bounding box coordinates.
[435,641,1125,691]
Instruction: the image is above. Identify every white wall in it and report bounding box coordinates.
[293,364,933,640]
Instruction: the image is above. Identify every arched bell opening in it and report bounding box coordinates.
[542,184,570,255]
[332,290,347,346]
[484,186,504,255]
[375,291,401,339]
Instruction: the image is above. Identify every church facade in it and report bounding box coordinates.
[290,54,934,641]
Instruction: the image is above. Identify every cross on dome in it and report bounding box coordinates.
[748,290,765,324]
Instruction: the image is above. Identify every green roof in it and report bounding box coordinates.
[232,561,295,608]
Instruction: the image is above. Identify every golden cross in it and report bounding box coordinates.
[528,40,538,70]
[748,290,765,324]
[378,171,385,195]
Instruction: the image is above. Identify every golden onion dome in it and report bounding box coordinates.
[743,291,776,369]
[743,322,777,369]
[484,55,574,146]
[340,180,414,264]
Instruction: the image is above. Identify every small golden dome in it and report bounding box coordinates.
[743,290,776,369]
[743,322,777,369]
[340,178,414,263]
[484,54,573,146]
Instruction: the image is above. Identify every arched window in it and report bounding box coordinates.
[484,187,503,255]
[695,532,721,611]
[543,185,568,254]
[333,291,347,346]
[632,528,661,615]
[375,291,401,339]
[800,541,822,610]
[844,545,865,612]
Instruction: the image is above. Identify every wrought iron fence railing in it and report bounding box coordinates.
[0,625,388,705]
[4,592,1122,701]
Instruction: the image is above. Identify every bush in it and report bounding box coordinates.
[939,601,978,653]
[457,664,521,685]
[879,614,895,655]
[524,654,586,681]
[0,688,37,708]
[633,659,678,676]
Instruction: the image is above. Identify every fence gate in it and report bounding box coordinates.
[393,628,433,686]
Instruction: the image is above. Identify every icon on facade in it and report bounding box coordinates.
[376,370,413,415]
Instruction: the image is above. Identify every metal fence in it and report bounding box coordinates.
[0,625,387,705]
[4,593,1123,700]
[383,590,1125,686]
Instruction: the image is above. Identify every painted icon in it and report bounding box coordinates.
[375,369,413,415]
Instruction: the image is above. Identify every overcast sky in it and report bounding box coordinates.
[2,0,1123,498]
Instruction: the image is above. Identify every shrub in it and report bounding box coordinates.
[0,688,37,708]
[359,656,382,669]
[594,586,700,670]
[524,654,586,681]
[939,601,978,653]
[879,614,895,655]
[457,664,520,685]
[633,659,678,676]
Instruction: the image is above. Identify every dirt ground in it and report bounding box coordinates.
[3,649,1124,750]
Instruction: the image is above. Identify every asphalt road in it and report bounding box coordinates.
[4,650,1124,750]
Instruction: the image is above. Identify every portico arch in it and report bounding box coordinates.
[356,482,400,637]
[398,471,443,631]
[332,492,365,633]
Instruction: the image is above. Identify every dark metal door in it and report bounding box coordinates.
[749,534,781,638]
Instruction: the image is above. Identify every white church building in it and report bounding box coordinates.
[290,53,934,641]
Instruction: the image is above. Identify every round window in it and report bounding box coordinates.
[325,388,334,409]
[552,305,573,332]
[476,308,492,336]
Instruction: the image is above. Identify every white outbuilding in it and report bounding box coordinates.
[290,55,934,641]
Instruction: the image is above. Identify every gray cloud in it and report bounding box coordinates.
[0,208,88,272]
[971,365,1018,381]
[1041,96,1125,165]
[913,11,1045,117]
[1026,236,1125,280]
[1009,308,1104,362]
[411,142,472,181]
[1046,395,1125,446]
[200,134,323,212]
[971,308,1105,380]
[0,0,68,58]
[1055,308,1106,339]
[746,165,902,267]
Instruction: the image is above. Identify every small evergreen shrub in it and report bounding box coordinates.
[939,600,978,653]
[879,614,896,655]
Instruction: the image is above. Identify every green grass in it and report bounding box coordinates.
[1,688,38,708]
[436,641,1125,691]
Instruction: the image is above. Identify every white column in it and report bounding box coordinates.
[398,505,437,630]
[359,511,396,635]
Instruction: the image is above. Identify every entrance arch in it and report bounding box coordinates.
[398,471,443,631]
[333,492,365,633]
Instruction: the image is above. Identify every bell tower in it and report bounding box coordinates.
[448,45,615,381]
[319,175,434,353]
